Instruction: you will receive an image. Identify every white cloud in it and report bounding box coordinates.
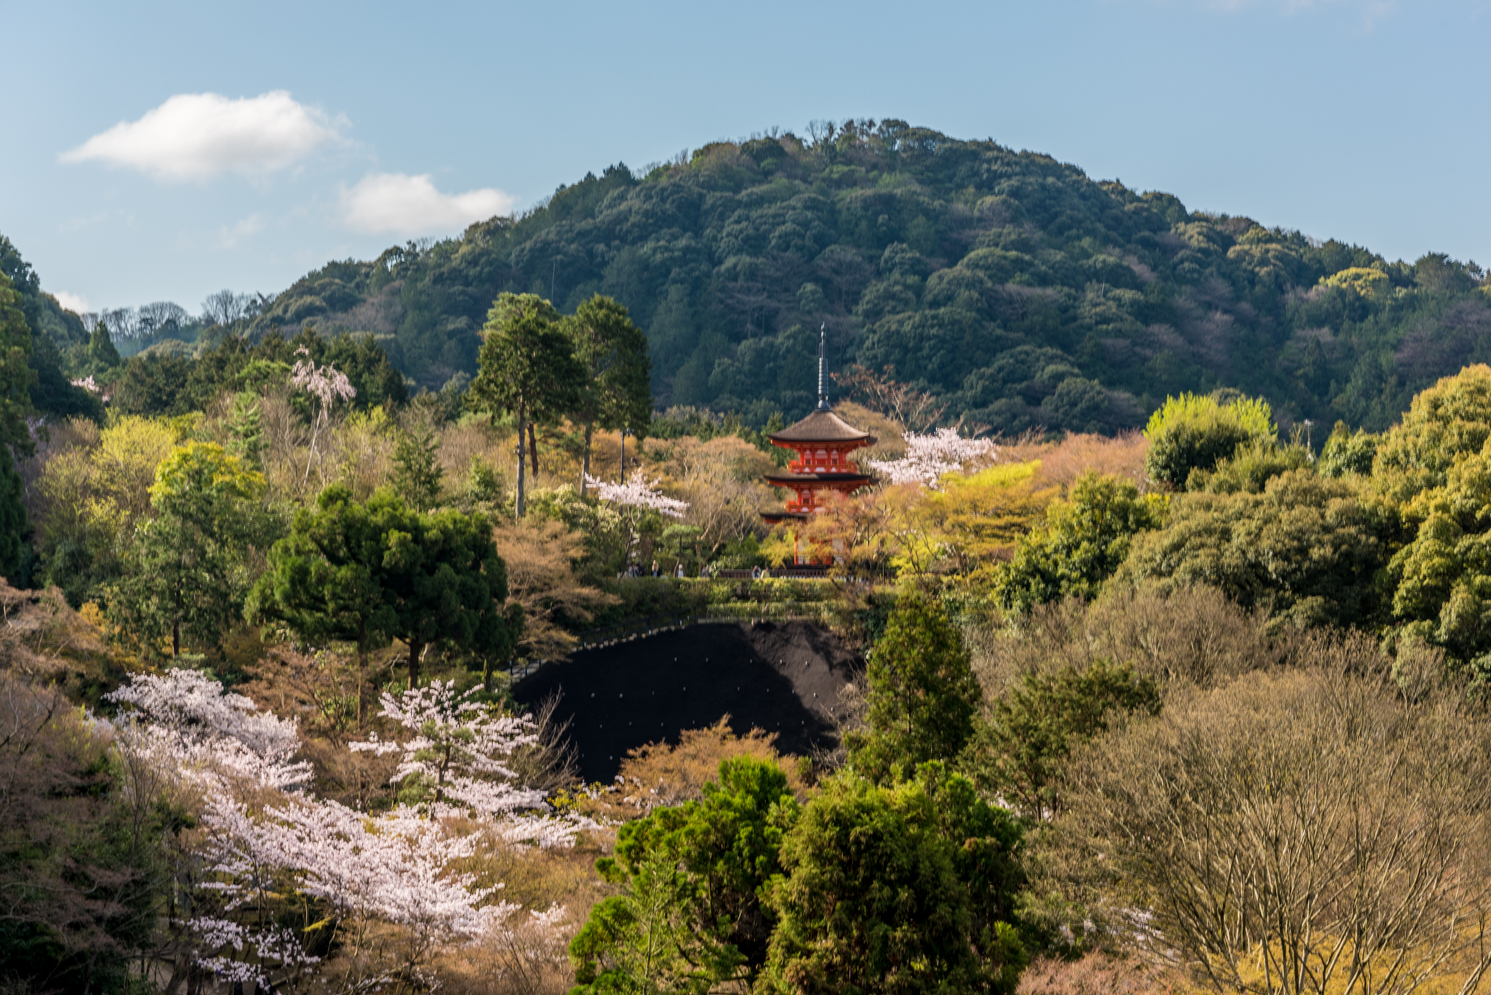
[339,172,516,237]
[51,291,90,314]
[60,91,342,182]
[218,214,265,249]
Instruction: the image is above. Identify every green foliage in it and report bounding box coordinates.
[392,423,444,512]
[1188,437,1314,494]
[658,523,704,575]
[1143,391,1276,490]
[570,756,800,991]
[0,272,35,452]
[760,769,1026,995]
[107,442,273,657]
[0,452,26,584]
[1119,469,1398,629]
[0,273,34,580]
[112,328,406,417]
[1387,442,1491,677]
[468,293,584,516]
[88,320,121,368]
[1318,420,1379,478]
[846,594,982,783]
[966,659,1161,817]
[225,390,267,469]
[994,473,1168,614]
[564,294,653,473]
[249,484,522,688]
[1372,364,1491,501]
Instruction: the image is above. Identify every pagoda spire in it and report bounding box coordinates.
[817,323,830,411]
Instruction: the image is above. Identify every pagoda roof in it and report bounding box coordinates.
[767,408,875,445]
[764,471,873,486]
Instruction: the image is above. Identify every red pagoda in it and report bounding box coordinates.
[761,327,875,564]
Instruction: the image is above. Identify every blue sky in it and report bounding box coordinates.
[2,0,1487,316]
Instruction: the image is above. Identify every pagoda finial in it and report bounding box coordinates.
[816,323,830,411]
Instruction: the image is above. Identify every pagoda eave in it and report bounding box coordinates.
[763,472,872,487]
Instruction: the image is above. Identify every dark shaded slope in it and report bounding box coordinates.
[513,621,861,782]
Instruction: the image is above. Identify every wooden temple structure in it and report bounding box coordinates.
[761,327,875,565]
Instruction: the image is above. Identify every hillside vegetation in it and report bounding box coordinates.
[245,119,1488,433]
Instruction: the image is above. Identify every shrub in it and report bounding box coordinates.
[1317,420,1379,478]
[1372,364,1491,501]
[1187,436,1313,493]
[1142,391,1276,490]
[760,767,1026,995]
[1118,470,1398,629]
[993,473,1168,615]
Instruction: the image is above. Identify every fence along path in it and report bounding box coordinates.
[506,602,835,681]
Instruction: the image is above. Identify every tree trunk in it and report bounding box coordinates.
[528,422,539,477]
[580,421,593,494]
[172,620,180,658]
[483,655,493,693]
[515,401,527,518]
[407,636,423,690]
[356,626,367,728]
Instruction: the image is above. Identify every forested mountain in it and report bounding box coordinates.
[248,119,1490,433]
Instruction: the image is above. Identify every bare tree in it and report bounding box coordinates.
[136,301,188,338]
[832,364,947,432]
[200,289,257,327]
[101,306,139,340]
[1043,665,1491,995]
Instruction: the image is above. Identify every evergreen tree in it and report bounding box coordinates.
[87,320,121,369]
[467,294,583,517]
[393,423,444,512]
[760,769,1025,995]
[562,294,652,492]
[845,593,982,783]
[225,390,267,469]
[107,442,271,657]
[250,485,522,691]
[0,272,34,582]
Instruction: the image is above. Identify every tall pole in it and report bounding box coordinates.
[817,323,830,411]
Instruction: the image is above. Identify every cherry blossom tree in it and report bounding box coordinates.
[585,470,689,568]
[194,790,518,991]
[104,668,311,791]
[867,428,997,489]
[585,469,689,518]
[106,670,586,991]
[291,346,356,483]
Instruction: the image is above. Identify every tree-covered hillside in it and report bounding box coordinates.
[249,119,1490,433]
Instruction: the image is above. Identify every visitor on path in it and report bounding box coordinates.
[651,559,659,577]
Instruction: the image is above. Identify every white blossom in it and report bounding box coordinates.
[70,375,100,394]
[106,669,312,790]
[585,469,689,519]
[352,680,553,822]
[867,428,997,489]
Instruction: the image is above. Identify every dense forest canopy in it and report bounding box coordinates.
[225,119,1485,434]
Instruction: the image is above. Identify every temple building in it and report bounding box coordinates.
[761,327,875,564]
